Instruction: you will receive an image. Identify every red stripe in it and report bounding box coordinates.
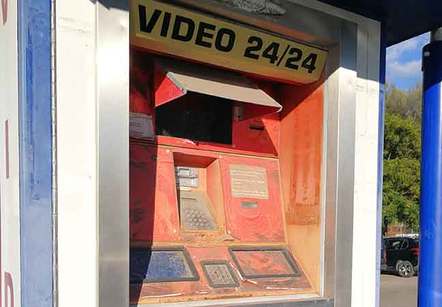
[1,0,7,25]
[5,273,13,307]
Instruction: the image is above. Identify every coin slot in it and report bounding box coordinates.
[241,201,259,209]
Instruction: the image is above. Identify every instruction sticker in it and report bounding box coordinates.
[130,113,154,139]
[131,0,327,84]
[230,165,269,199]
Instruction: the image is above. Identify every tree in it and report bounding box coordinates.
[385,84,422,121]
[383,157,420,231]
[383,113,421,161]
[383,88,421,233]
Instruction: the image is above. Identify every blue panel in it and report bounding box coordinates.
[419,40,442,307]
[18,0,53,306]
[130,249,198,283]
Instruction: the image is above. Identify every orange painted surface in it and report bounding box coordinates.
[130,142,311,304]
[129,49,325,303]
[279,81,324,291]
[220,156,285,243]
[130,246,311,305]
[130,143,285,243]
[155,135,278,158]
[280,82,324,225]
[153,64,186,107]
[232,109,280,156]
[130,144,180,242]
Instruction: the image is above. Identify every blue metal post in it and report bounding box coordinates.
[419,28,442,307]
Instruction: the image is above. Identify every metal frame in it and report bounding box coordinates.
[90,1,381,307]
[96,1,130,307]
[326,24,358,307]
[132,298,333,307]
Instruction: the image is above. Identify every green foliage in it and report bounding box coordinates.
[384,113,421,160]
[386,84,422,121]
[383,85,421,232]
[383,158,420,231]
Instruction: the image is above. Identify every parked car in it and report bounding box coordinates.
[381,236,419,277]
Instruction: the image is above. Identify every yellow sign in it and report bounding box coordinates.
[131,0,327,84]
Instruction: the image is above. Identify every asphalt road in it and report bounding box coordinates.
[381,274,417,307]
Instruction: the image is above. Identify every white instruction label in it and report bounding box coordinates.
[130,113,154,139]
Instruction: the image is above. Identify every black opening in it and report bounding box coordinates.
[156,93,233,144]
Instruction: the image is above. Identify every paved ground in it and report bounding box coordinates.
[381,274,417,307]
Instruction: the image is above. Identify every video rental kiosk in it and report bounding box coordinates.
[11,0,442,305]
[129,0,328,304]
[13,0,382,306]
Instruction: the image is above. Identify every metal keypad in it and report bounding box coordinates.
[202,261,239,288]
[180,195,216,231]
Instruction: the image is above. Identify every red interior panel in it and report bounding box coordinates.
[153,66,186,107]
[130,144,180,242]
[220,156,285,242]
[232,108,280,155]
[130,53,280,157]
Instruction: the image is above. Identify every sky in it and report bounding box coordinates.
[386,32,430,90]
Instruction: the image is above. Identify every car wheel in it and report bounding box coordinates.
[396,260,415,278]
